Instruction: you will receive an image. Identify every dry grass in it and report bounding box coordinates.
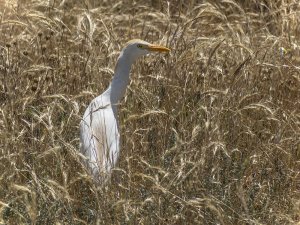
[1,0,300,224]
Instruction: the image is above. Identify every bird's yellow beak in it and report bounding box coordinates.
[146,45,170,53]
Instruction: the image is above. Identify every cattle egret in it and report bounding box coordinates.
[80,39,170,182]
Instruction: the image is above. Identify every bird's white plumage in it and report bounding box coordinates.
[79,39,170,183]
[80,89,119,181]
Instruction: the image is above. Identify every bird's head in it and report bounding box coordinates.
[122,39,170,61]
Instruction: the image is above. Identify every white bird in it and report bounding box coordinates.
[80,39,170,182]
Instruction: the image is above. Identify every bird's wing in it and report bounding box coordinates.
[80,95,120,178]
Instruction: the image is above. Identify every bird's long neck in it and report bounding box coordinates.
[108,51,134,106]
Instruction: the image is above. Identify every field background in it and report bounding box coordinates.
[1,0,300,224]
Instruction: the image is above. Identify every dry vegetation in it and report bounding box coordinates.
[1,0,300,224]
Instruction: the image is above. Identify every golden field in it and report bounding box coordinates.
[0,0,299,224]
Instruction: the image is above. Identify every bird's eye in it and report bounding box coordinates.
[137,44,143,48]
